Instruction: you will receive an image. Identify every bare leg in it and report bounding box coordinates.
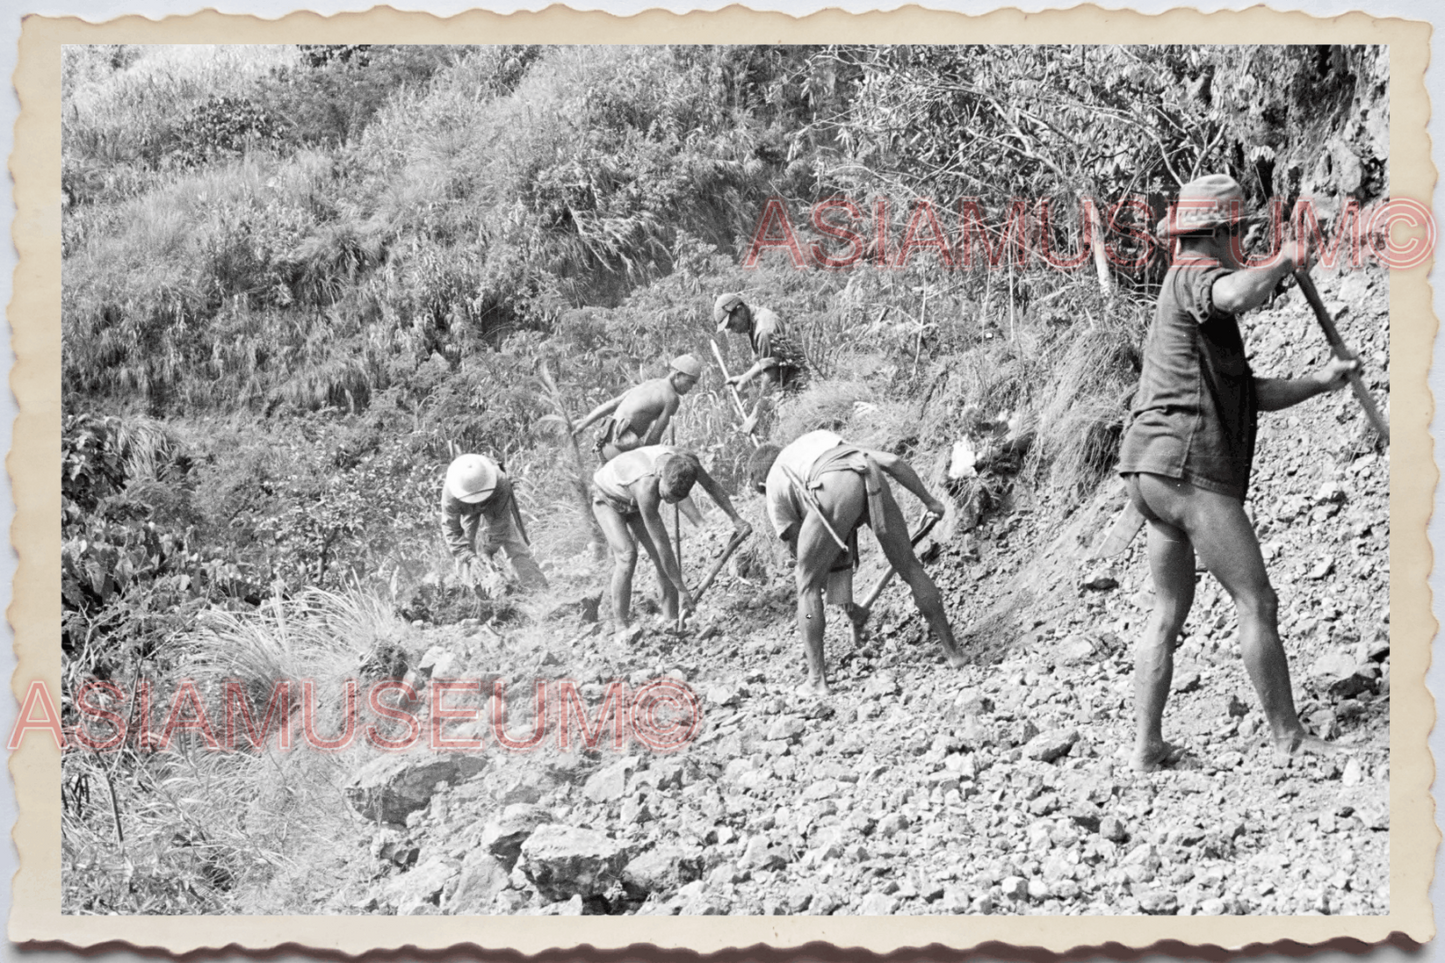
[627,514,678,621]
[872,482,964,668]
[593,503,637,627]
[1133,473,1332,764]
[793,476,863,696]
[1130,511,1196,771]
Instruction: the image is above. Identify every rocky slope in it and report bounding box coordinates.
[305,270,1391,917]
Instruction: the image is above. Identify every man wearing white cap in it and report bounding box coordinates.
[1116,173,1359,771]
[714,293,806,435]
[574,354,703,463]
[441,454,548,593]
[592,446,750,634]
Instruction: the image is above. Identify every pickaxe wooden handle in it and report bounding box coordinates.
[850,512,940,626]
[710,339,759,445]
[676,527,751,629]
[1091,500,1146,559]
[1293,270,1390,446]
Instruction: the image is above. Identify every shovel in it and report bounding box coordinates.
[1293,269,1390,446]
[676,527,752,630]
[848,511,942,629]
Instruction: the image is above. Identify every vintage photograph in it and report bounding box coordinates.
[57,41,1392,919]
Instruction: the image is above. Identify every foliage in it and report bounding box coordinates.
[63,590,401,914]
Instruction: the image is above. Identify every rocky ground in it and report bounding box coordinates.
[309,271,1391,917]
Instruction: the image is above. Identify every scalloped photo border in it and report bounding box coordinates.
[9,5,1436,954]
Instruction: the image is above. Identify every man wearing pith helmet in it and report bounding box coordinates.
[441,453,548,593]
[714,292,806,435]
[1115,173,1359,771]
[574,354,703,464]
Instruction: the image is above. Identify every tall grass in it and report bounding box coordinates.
[64,46,298,177]
[63,588,400,914]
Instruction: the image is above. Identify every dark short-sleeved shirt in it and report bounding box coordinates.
[750,308,805,387]
[1116,264,1258,501]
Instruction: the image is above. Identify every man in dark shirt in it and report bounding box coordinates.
[1116,174,1359,771]
[715,293,806,435]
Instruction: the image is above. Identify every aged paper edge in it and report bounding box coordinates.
[9,4,1436,954]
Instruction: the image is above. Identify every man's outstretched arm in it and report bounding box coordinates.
[693,468,752,534]
[1256,356,1359,412]
[864,450,946,517]
[573,393,625,434]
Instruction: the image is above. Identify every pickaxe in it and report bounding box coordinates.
[847,511,942,629]
[1293,269,1390,446]
[676,526,751,630]
[1091,496,1146,559]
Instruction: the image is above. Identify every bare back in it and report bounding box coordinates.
[612,377,680,442]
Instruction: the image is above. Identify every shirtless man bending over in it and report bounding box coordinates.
[592,445,750,635]
[749,430,964,696]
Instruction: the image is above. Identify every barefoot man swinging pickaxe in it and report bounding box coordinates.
[1109,174,1370,772]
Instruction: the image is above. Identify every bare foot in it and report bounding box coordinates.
[1131,740,1184,773]
[1272,730,1341,765]
[796,678,831,699]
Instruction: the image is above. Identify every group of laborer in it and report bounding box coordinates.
[441,175,1363,769]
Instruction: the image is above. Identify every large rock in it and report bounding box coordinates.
[346,753,487,825]
[519,824,632,901]
[766,715,806,742]
[857,891,900,914]
[1309,651,1378,700]
[621,844,704,897]
[1024,728,1079,763]
[583,757,636,803]
[445,850,511,914]
[481,803,553,868]
[384,855,459,915]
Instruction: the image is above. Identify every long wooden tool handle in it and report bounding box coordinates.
[1293,270,1390,446]
[710,339,759,444]
[677,528,750,630]
[693,529,750,604]
[859,513,940,611]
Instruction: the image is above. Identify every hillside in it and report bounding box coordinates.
[58,44,1391,916]
[294,270,1393,918]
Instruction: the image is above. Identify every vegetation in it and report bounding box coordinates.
[60,43,1387,913]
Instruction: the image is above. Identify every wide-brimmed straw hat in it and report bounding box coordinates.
[1156,174,1257,237]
